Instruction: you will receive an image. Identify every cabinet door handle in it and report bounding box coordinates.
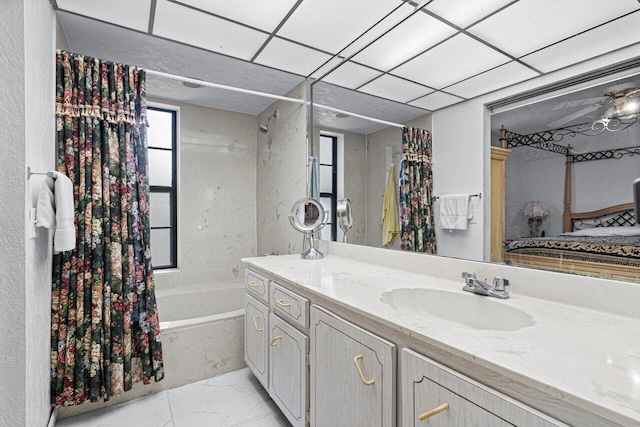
[270,335,282,346]
[276,299,291,308]
[248,281,260,288]
[353,354,375,386]
[418,403,449,421]
[252,315,263,332]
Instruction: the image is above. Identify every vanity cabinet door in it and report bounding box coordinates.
[245,294,269,389]
[269,314,309,427]
[310,305,396,427]
[401,349,563,427]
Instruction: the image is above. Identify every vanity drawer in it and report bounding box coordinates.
[246,270,269,303]
[270,282,309,330]
[401,349,563,426]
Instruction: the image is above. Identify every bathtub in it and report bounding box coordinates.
[58,280,247,420]
[156,281,246,388]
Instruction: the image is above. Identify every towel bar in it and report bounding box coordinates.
[434,193,481,200]
[27,167,55,179]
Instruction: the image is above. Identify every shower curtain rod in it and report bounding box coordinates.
[145,69,305,105]
[312,103,405,128]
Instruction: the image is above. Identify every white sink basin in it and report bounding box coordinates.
[380,288,535,331]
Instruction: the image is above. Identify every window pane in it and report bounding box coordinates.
[150,192,171,228]
[148,148,173,187]
[151,228,172,267]
[319,136,333,165]
[319,196,332,215]
[147,109,173,149]
[319,165,333,193]
[321,224,332,241]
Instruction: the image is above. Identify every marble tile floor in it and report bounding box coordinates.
[57,368,291,427]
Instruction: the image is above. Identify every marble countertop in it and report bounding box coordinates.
[243,252,640,426]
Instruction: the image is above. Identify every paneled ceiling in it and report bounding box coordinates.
[55,0,640,127]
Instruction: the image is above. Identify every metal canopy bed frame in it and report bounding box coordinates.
[496,121,640,281]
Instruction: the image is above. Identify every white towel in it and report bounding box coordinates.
[439,194,471,231]
[35,171,76,252]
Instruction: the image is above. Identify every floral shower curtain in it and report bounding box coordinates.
[51,50,164,407]
[399,127,437,254]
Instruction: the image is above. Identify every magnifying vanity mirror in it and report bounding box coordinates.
[289,197,329,259]
[304,1,640,283]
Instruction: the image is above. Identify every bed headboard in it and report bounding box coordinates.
[570,203,636,230]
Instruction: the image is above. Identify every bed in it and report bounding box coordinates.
[496,125,640,281]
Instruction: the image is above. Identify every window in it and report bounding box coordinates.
[147,106,178,269]
[319,134,337,241]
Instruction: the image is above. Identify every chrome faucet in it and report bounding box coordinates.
[462,272,510,299]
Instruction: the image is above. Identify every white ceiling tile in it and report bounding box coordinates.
[255,38,333,77]
[353,10,458,71]
[359,75,432,103]
[277,0,402,54]
[153,1,268,61]
[57,0,151,32]
[426,0,515,28]
[176,0,299,32]
[393,33,510,89]
[521,11,640,73]
[339,4,415,58]
[468,0,640,58]
[322,62,383,90]
[409,91,463,110]
[445,61,538,98]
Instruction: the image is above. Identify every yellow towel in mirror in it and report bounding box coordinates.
[382,165,400,246]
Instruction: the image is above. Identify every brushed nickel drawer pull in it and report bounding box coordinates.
[252,315,263,332]
[276,299,291,307]
[247,281,260,288]
[353,354,375,386]
[270,335,282,346]
[418,403,449,421]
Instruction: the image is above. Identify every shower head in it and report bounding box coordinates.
[260,110,279,134]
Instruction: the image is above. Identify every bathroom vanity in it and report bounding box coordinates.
[243,242,640,426]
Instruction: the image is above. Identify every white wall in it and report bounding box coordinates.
[256,82,308,256]
[150,99,258,290]
[0,1,56,426]
[433,44,640,261]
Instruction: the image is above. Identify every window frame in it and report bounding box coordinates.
[147,103,179,270]
[319,134,338,242]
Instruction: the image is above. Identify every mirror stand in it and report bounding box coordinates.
[289,197,328,260]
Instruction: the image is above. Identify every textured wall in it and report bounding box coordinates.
[0,1,56,426]
[256,82,308,256]
[0,3,28,426]
[24,1,56,426]
[341,131,367,245]
[150,99,258,290]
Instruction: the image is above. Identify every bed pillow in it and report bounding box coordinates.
[560,226,640,237]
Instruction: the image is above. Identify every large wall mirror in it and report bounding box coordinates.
[305,0,640,283]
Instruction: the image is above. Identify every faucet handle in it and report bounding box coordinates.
[461,272,476,280]
[492,277,509,291]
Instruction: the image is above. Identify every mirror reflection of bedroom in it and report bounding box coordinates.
[491,74,640,281]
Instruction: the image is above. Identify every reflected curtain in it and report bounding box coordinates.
[399,127,436,254]
[51,50,164,407]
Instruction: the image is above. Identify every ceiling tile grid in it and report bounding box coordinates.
[276,0,403,54]
[352,10,458,71]
[468,0,640,58]
[358,74,433,103]
[254,37,334,77]
[153,0,268,61]
[426,0,516,28]
[409,91,464,110]
[174,0,299,33]
[520,11,640,73]
[321,62,384,90]
[392,33,511,89]
[445,61,539,99]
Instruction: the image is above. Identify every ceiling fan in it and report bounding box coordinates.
[548,83,640,129]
